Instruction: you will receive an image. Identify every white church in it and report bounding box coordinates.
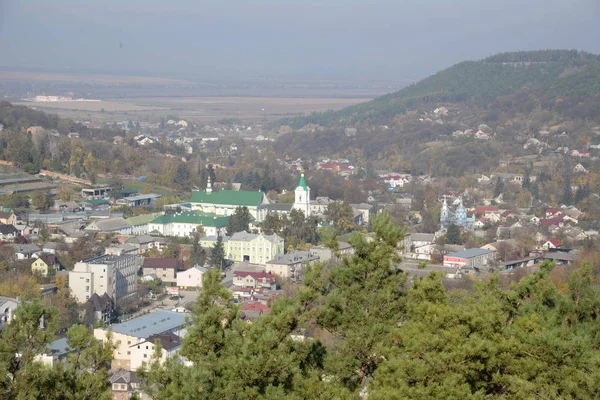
[269,172,312,218]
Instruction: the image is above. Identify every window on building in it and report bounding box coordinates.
[143,354,147,358]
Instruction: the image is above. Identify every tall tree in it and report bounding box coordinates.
[210,235,226,270]
[226,206,252,235]
[305,211,406,391]
[493,177,505,197]
[446,223,462,245]
[174,162,191,187]
[563,174,574,205]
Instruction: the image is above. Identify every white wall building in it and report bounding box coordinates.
[292,172,311,217]
[177,265,208,289]
[69,254,139,306]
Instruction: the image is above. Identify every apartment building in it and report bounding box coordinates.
[69,254,139,307]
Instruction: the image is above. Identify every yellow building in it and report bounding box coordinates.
[30,254,57,277]
[227,231,284,264]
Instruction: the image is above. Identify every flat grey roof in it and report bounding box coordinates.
[110,309,187,338]
[121,193,162,201]
[447,248,495,259]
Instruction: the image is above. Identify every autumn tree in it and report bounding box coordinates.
[326,201,355,233]
[31,191,54,211]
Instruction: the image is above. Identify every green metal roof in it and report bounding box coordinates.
[150,212,230,227]
[120,188,138,195]
[190,190,264,207]
[297,173,308,190]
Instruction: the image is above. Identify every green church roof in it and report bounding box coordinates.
[297,173,308,190]
[190,190,264,207]
[150,212,230,227]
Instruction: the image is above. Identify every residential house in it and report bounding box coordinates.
[265,250,319,281]
[481,239,517,253]
[351,203,374,225]
[79,293,115,325]
[473,220,486,229]
[227,231,284,264]
[142,258,178,284]
[443,248,496,272]
[240,302,271,320]
[310,197,336,216]
[109,370,141,400]
[545,209,562,219]
[69,254,139,306]
[0,225,19,241]
[148,212,229,238]
[401,233,435,259]
[38,337,72,367]
[11,243,41,259]
[129,332,182,371]
[0,211,17,225]
[540,217,564,230]
[379,173,411,189]
[0,296,19,326]
[30,253,57,277]
[233,271,277,289]
[542,238,561,250]
[395,197,413,210]
[94,309,188,370]
[309,241,354,263]
[574,163,588,174]
[42,242,60,254]
[177,265,208,289]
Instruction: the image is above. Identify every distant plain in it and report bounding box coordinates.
[2,70,396,124]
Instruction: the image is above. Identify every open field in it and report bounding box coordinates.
[14,96,369,124]
[0,71,194,85]
[14,100,168,113]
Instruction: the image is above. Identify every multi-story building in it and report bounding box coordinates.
[69,254,139,307]
[94,309,188,371]
[265,250,319,281]
[227,231,284,264]
[142,258,178,284]
[148,212,229,238]
[189,177,270,222]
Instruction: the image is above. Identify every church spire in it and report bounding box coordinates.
[297,169,308,190]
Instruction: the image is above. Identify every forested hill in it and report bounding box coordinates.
[273,50,600,128]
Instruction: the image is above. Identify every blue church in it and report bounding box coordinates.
[440,196,475,229]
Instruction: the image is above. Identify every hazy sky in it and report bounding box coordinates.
[0,0,599,83]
